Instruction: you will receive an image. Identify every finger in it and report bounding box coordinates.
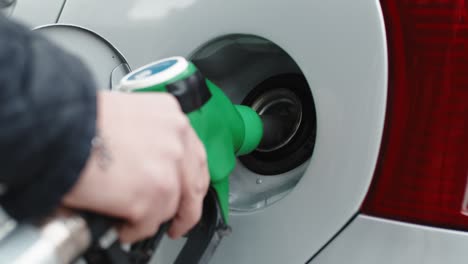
[192,132,210,194]
[118,217,161,244]
[167,195,203,239]
[168,128,209,238]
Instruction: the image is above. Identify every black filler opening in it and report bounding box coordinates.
[240,74,316,175]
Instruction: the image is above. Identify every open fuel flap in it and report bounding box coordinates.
[34,24,130,90]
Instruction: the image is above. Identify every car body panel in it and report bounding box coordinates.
[57,0,388,263]
[11,0,64,27]
[311,215,468,264]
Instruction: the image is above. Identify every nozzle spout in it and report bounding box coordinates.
[235,105,263,156]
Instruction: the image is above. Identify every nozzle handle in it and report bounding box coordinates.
[82,213,116,243]
[166,70,211,114]
[129,222,171,264]
[83,215,171,264]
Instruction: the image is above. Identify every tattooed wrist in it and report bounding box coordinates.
[91,131,112,170]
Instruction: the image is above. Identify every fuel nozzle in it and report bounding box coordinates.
[117,57,265,263]
[118,56,263,223]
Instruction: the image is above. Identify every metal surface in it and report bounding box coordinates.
[111,63,131,90]
[39,214,91,264]
[10,0,65,27]
[311,215,468,264]
[0,213,16,242]
[0,214,91,264]
[0,225,59,264]
[60,1,388,263]
[34,24,130,90]
[252,88,303,152]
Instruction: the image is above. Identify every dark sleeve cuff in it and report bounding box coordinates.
[1,96,96,221]
[0,18,97,221]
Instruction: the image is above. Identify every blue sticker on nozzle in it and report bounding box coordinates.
[127,59,178,81]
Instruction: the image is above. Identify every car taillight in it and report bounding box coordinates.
[362,0,468,230]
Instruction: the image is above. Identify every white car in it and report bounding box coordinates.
[2,0,467,263]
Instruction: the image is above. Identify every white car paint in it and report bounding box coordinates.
[311,215,468,264]
[11,0,65,27]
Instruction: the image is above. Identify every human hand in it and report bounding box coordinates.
[62,91,210,243]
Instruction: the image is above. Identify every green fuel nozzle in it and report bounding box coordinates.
[119,57,263,223]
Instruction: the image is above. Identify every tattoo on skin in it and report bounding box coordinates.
[91,132,112,171]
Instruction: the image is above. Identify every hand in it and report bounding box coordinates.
[62,91,210,243]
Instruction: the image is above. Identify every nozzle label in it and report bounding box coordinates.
[127,59,178,81]
[119,56,189,91]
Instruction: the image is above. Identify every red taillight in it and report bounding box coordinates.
[362,0,468,230]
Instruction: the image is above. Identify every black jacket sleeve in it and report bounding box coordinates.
[0,16,97,221]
